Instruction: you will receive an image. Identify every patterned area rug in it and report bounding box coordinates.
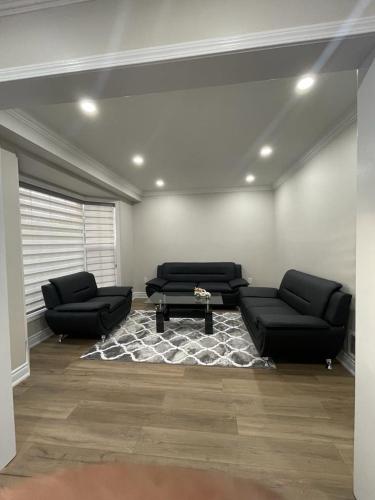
[81,310,275,369]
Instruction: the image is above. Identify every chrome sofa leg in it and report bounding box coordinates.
[326,358,333,370]
[57,334,67,343]
[264,356,271,368]
[101,334,107,343]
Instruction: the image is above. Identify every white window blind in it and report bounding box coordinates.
[83,204,117,287]
[20,186,117,315]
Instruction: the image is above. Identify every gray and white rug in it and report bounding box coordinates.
[81,310,275,369]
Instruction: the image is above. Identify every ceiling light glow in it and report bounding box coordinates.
[245,174,255,183]
[132,154,144,166]
[155,179,165,187]
[259,145,273,158]
[295,74,316,93]
[79,99,98,115]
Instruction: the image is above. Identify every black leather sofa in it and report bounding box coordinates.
[146,262,248,306]
[42,272,132,341]
[239,269,351,365]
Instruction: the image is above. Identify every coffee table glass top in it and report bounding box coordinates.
[147,292,223,306]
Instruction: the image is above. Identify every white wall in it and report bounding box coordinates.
[132,190,277,293]
[274,123,357,344]
[354,54,375,500]
[117,200,135,287]
[0,148,28,371]
[0,0,374,70]
[0,147,16,469]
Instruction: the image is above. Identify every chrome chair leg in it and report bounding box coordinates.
[326,358,333,370]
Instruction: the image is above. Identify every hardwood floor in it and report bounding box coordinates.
[0,300,355,499]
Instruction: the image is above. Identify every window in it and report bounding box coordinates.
[20,186,117,315]
[83,204,117,287]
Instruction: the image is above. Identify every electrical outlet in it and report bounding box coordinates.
[247,277,253,285]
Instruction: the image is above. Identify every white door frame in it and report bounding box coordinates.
[0,163,16,470]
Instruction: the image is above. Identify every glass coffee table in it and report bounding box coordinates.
[147,292,223,335]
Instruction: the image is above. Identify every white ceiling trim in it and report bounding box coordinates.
[0,109,141,202]
[273,108,357,189]
[0,0,91,17]
[1,16,375,82]
[143,186,273,198]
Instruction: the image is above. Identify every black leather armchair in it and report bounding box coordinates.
[239,269,352,365]
[145,262,248,306]
[42,272,132,341]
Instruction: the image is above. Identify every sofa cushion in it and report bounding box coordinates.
[279,269,341,317]
[163,282,197,292]
[256,314,330,330]
[87,296,126,313]
[54,301,109,313]
[159,262,237,283]
[240,297,288,308]
[242,303,298,325]
[239,287,278,299]
[50,272,97,304]
[198,282,232,293]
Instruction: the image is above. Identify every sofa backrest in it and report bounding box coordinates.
[157,262,241,283]
[279,269,342,318]
[49,271,97,304]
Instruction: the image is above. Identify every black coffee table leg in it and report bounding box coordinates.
[205,309,213,335]
[156,307,165,333]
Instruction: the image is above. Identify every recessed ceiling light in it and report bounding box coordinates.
[295,74,316,94]
[245,174,255,183]
[79,99,98,115]
[132,154,144,166]
[259,145,273,158]
[155,179,165,187]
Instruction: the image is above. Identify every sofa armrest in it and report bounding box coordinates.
[97,286,132,298]
[229,278,249,289]
[146,278,168,289]
[54,301,109,313]
[239,287,278,298]
[257,314,329,330]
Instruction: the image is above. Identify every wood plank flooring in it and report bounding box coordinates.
[0,300,355,499]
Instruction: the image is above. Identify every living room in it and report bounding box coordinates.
[0,2,374,499]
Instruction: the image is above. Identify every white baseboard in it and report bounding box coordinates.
[11,361,30,387]
[337,351,355,376]
[133,292,147,299]
[28,327,53,349]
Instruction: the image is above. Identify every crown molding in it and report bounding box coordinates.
[0,109,141,202]
[143,185,273,198]
[1,16,375,82]
[0,0,91,17]
[274,108,357,190]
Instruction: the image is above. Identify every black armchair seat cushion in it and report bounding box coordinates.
[54,301,109,313]
[163,281,197,292]
[256,314,329,330]
[198,282,233,293]
[87,296,126,313]
[97,286,132,298]
[239,269,352,362]
[42,272,132,339]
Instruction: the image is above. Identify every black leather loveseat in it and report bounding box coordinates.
[42,272,132,341]
[239,269,351,365]
[146,262,248,306]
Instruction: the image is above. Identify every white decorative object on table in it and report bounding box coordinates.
[194,287,211,299]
